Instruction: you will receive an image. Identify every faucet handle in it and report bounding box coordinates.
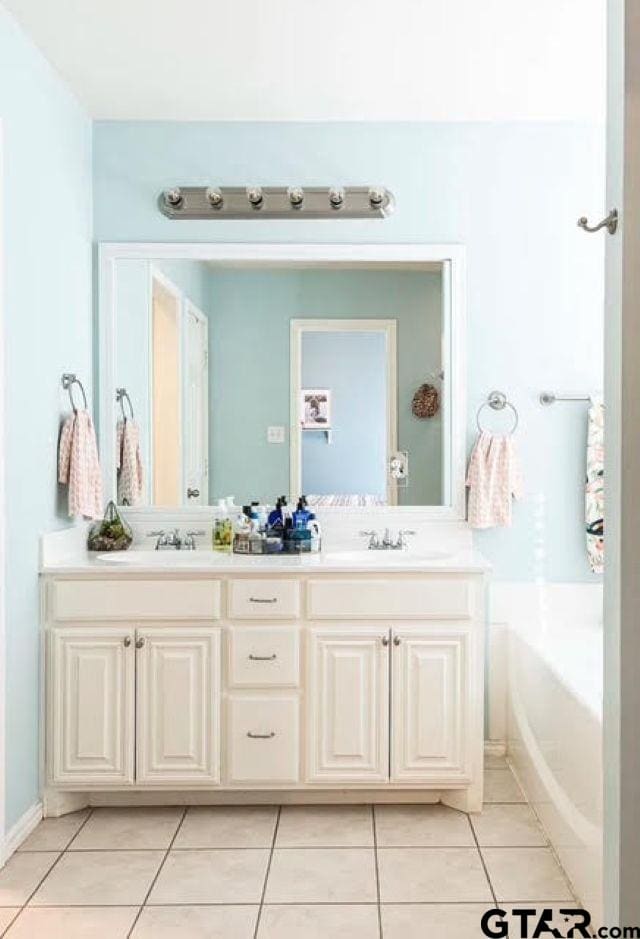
[146,529,165,538]
[186,530,206,537]
[360,530,380,549]
[396,529,416,549]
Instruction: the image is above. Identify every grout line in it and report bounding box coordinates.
[0,807,97,937]
[252,806,281,939]
[371,806,383,939]
[126,807,187,939]
[468,812,498,906]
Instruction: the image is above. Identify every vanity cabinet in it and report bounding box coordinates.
[44,570,485,811]
[307,628,389,783]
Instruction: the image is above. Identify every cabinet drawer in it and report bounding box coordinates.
[307,578,471,620]
[51,579,221,622]
[228,627,300,688]
[228,580,300,619]
[227,695,299,784]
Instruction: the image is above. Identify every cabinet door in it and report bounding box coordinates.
[48,627,135,784]
[307,628,389,783]
[136,627,221,784]
[391,629,469,782]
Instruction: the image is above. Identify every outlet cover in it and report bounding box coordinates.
[267,425,286,444]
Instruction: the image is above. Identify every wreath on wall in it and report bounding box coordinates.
[411,383,440,419]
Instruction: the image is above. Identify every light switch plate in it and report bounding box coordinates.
[267,425,286,444]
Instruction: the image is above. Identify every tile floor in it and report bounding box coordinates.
[0,758,575,938]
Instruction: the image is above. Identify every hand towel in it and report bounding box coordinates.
[466,432,522,529]
[585,399,604,573]
[58,410,103,519]
[116,419,144,506]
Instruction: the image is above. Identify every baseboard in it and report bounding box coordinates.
[2,802,43,866]
[484,740,507,757]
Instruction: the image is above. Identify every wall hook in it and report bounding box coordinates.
[577,209,618,235]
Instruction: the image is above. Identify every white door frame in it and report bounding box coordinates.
[604,0,640,924]
[0,121,6,857]
[290,318,397,504]
[183,299,209,505]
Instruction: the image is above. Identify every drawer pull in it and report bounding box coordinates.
[249,597,278,604]
[135,637,145,649]
[123,636,132,648]
[393,635,401,646]
[247,731,276,739]
[248,653,277,661]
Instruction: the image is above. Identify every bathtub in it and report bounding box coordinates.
[497,584,603,923]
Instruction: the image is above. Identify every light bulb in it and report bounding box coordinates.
[329,187,345,208]
[368,187,386,207]
[206,187,223,208]
[164,187,183,207]
[288,186,304,207]
[247,187,263,207]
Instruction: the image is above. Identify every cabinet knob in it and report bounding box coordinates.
[393,636,401,646]
[123,636,132,648]
[381,635,390,646]
[135,637,145,649]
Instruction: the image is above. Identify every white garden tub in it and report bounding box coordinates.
[503,584,603,923]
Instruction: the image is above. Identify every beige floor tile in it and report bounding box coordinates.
[132,905,258,938]
[276,806,373,847]
[265,848,377,903]
[0,909,20,932]
[30,850,163,906]
[472,804,547,847]
[375,805,474,847]
[149,849,269,905]
[174,806,277,849]
[259,904,379,939]
[382,904,494,939]
[482,847,574,901]
[378,848,492,903]
[19,811,90,852]
[0,853,59,906]
[485,753,509,769]
[6,906,138,938]
[484,769,526,803]
[70,807,183,850]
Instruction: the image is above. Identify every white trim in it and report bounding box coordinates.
[99,243,467,520]
[0,121,6,852]
[290,318,397,504]
[1,802,42,866]
[183,299,210,505]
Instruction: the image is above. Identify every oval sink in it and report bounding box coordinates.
[96,550,225,565]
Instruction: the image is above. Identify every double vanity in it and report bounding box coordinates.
[42,548,487,815]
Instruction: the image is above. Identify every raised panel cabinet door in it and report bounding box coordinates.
[391,630,470,782]
[48,627,135,784]
[136,627,221,784]
[307,628,389,783]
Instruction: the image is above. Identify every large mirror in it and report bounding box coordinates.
[100,245,465,514]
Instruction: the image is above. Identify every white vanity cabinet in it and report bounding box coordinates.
[44,568,485,812]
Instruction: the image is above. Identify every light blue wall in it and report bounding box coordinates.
[302,331,387,498]
[1,8,92,830]
[93,121,605,581]
[206,269,442,506]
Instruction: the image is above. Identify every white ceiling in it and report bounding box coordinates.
[4,0,606,121]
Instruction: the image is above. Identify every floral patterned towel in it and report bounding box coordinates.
[586,400,604,573]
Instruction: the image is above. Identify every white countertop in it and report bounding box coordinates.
[41,547,490,576]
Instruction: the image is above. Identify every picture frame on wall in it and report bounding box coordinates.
[301,389,332,429]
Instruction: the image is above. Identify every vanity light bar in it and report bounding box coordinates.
[158,186,395,220]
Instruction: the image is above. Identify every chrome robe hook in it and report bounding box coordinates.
[577,209,618,235]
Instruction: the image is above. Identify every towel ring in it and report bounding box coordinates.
[476,390,519,434]
[61,373,88,412]
[116,388,134,421]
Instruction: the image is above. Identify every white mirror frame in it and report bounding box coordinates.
[99,242,467,520]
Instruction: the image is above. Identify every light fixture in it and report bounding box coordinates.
[164,187,183,208]
[247,186,264,207]
[288,186,304,207]
[368,186,386,208]
[206,187,223,208]
[329,187,345,208]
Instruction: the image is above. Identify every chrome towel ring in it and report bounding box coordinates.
[116,387,134,421]
[61,373,88,412]
[476,390,519,434]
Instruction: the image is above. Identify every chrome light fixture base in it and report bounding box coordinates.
[159,186,395,220]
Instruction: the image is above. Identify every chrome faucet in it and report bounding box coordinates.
[360,529,416,551]
[183,530,206,551]
[148,528,183,550]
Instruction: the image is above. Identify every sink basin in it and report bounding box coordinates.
[96,550,226,565]
[324,550,452,563]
